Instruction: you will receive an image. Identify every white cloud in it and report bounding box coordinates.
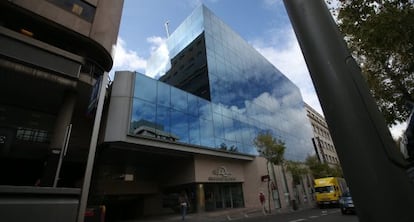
[147,36,167,54]
[252,28,323,116]
[110,37,147,79]
[110,36,173,80]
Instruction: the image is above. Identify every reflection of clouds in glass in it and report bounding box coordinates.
[134,74,157,103]
[246,92,280,115]
[170,112,189,143]
[237,85,314,160]
[281,107,314,160]
[132,6,315,160]
[131,99,155,122]
[200,118,215,147]
[198,99,212,120]
[171,87,188,112]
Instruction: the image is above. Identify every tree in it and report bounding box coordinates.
[286,161,309,209]
[305,155,343,178]
[286,161,309,186]
[254,131,286,213]
[330,163,344,178]
[331,0,414,126]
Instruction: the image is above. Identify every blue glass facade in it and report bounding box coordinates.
[130,5,314,160]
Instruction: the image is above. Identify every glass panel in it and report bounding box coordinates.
[216,137,226,150]
[187,93,199,117]
[223,185,232,208]
[200,118,215,147]
[223,116,235,142]
[211,102,222,115]
[231,184,244,208]
[157,81,170,107]
[236,142,244,154]
[189,115,200,145]
[214,186,223,209]
[155,105,171,141]
[134,74,157,103]
[233,119,243,144]
[241,122,253,145]
[213,113,224,139]
[199,98,212,120]
[221,107,233,118]
[130,98,156,136]
[170,109,189,143]
[171,87,188,112]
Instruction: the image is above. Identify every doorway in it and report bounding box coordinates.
[204,183,244,211]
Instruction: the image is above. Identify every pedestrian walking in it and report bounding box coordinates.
[259,191,266,214]
[178,191,190,220]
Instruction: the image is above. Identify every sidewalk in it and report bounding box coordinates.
[124,208,264,222]
[125,204,316,222]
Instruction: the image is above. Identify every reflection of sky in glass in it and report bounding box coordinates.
[132,5,314,161]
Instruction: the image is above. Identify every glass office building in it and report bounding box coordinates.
[129,5,314,161]
[99,5,316,218]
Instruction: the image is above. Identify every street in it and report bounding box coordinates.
[240,208,359,222]
[136,207,360,222]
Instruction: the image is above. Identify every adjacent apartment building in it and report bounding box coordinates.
[0,0,123,221]
[92,5,316,220]
[304,103,340,166]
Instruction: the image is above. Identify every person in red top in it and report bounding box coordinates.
[259,192,266,214]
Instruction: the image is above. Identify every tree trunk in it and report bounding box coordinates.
[267,161,272,214]
[270,163,281,209]
[281,163,290,207]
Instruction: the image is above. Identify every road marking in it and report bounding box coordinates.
[309,215,319,219]
[289,219,306,222]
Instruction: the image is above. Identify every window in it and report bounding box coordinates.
[315,186,334,193]
[134,74,157,103]
[47,0,96,22]
[16,127,49,143]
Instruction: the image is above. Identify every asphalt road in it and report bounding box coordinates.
[240,208,359,222]
[126,207,359,222]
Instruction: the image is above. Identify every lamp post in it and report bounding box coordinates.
[283,1,414,221]
[77,73,108,222]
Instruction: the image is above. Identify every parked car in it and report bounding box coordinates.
[339,191,355,214]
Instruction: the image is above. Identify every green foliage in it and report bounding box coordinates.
[333,0,414,126]
[331,164,344,178]
[254,131,286,214]
[305,155,343,178]
[254,131,286,165]
[286,161,309,185]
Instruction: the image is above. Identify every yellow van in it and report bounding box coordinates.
[314,177,347,208]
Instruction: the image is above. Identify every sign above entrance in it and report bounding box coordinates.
[208,166,236,182]
[212,166,231,177]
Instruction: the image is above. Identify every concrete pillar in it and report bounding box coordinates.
[196,183,205,213]
[40,90,76,186]
[50,90,77,150]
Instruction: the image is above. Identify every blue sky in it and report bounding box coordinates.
[111,0,405,138]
